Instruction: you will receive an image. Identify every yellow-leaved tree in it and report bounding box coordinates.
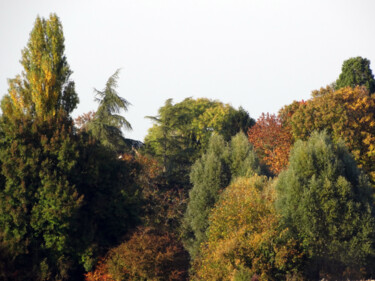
[285,86,375,184]
[2,13,78,120]
[193,176,304,281]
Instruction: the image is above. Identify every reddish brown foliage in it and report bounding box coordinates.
[85,259,114,281]
[248,113,292,175]
[74,111,96,130]
[86,227,189,281]
[122,153,187,232]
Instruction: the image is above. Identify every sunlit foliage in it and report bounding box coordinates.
[144,98,254,188]
[248,113,292,175]
[286,86,375,184]
[193,176,304,281]
[2,14,78,119]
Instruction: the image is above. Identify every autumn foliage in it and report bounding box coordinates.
[248,113,292,175]
[287,86,375,184]
[86,227,189,281]
[193,176,304,281]
[4,13,375,281]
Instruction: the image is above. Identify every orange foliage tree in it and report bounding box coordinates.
[86,227,189,281]
[85,259,114,281]
[248,113,292,175]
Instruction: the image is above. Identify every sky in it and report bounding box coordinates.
[1,0,375,141]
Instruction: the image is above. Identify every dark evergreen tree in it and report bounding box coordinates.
[335,56,375,93]
[0,114,82,280]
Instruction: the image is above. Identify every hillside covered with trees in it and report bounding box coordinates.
[1,14,375,281]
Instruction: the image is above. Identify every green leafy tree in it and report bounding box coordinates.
[335,56,375,93]
[144,98,254,188]
[275,131,375,279]
[183,132,260,259]
[0,14,81,280]
[2,14,78,119]
[85,69,132,151]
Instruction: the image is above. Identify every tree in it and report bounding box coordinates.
[0,15,140,280]
[0,14,82,280]
[248,113,292,176]
[0,114,82,280]
[121,152,187,234]
[335,56,375,93]
[183,132,260,259]
[285,86,375,185]
[275,131,375,279]
[85,69,132,151]
[71,133,141,274]
[144,98,254,189]
[193,176,304,281]
[86,227,189,281]
[2,14,78,120]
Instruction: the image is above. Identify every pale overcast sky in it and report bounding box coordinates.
[1,0,375,141]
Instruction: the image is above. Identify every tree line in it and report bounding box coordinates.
[1,14,375,280]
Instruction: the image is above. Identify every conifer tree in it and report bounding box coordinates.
[86,69,132,151]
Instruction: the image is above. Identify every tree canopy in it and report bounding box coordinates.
[183,132,260,259]
[84,69,132,151]
[335,56,375,93]
[0,15,140,280]
[248,113,292,176]
[284,86,375,184]
[3,14,375,281]
[2,14,78,120]
[276,131,375,279]
[194,176,303,281]
[144,97,254,188]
